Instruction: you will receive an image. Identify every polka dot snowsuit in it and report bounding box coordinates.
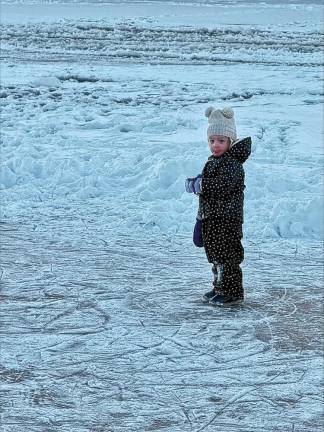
[199,137,251,299]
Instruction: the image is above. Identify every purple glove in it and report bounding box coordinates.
[185,174,202,194]
[193,217,203,247]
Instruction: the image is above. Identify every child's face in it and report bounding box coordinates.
[208,135,230,157]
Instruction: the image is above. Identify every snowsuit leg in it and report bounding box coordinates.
[212,262,244,298]
[212,263,224,295]
[203,219,244,298]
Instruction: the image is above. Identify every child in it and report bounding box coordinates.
[185,106,251,306]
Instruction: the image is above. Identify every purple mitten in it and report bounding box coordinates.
[193,218,203,247]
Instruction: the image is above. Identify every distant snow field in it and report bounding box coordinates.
[1,0,323,240]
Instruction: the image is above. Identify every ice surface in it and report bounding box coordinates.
[0,1,323,431]
[0,220,323,431]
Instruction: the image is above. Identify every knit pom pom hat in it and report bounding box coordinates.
[205,106,237,143]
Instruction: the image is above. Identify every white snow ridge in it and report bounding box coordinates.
[0,1,323,432]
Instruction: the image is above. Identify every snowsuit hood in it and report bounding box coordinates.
[228,137,251,164]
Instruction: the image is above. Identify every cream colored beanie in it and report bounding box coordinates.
[205,106,237,142]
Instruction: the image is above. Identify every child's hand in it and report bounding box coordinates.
[185,175,202,194]
[193,176,202,194]
[185,177,195,193]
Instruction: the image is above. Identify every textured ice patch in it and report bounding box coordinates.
[29,76,61,88]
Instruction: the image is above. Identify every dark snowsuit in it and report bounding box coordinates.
[198,137,251,298]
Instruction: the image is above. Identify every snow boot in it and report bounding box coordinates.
[202,288,224,303]
[202,289,216,303]
[209,294,243,307]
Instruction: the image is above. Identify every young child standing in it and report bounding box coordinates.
[186,106,251,306]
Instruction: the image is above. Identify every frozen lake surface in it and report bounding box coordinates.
[0,1,323,431]
[1,219,323,431]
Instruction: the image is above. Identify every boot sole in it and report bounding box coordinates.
[209,299,244,307]
[202,295,214,303]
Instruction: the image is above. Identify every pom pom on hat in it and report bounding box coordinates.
[221,107,234,119]
[205,106,234,121]
[205,106,214,118]
[205,106,237,141]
